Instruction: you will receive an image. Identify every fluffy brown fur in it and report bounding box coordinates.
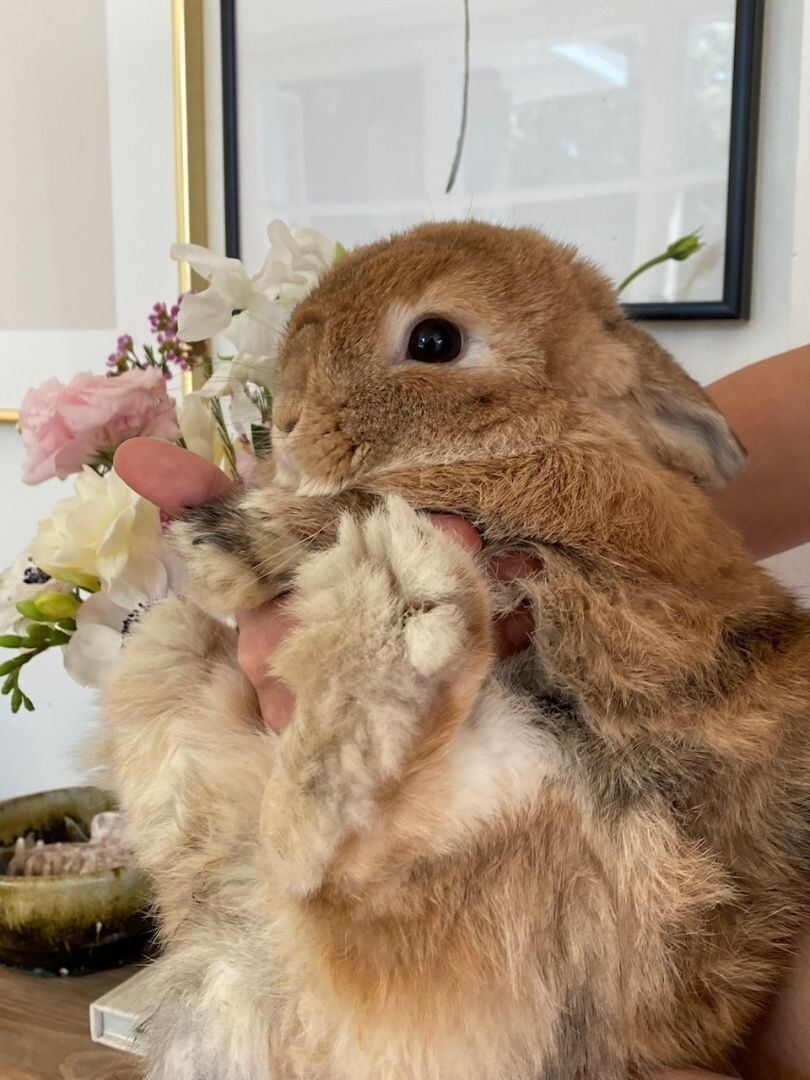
[100,222,810,1079]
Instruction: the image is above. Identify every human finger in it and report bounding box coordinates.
[236,601,299,734]
[114,437,235,515]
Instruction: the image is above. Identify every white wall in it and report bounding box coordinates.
[0,0,177,799]
[0,2,116,332]
[0,0,807,799]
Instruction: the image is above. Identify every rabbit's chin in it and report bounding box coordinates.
[270,446,350,498]
[272,463,347,499]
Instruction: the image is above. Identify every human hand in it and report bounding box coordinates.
[650,917,810,1080]
[114,438,538,733]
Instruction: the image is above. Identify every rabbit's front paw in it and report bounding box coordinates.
[264,497,494,894]
[275,494,491,698]
[170,493,304,615]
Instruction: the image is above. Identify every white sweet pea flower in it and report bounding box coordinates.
[30,467,170,611]
[177,392,226,463]
[0,551,73,635]
[171,220,338,370]
[196,364,262,433]
[229,354,277,389]
[62,592,130,687]
[63,548,185,688]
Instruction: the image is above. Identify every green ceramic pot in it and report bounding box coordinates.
[0,786,153,975]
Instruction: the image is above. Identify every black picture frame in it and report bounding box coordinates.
[221,0,240,263]
[219,0,764,321]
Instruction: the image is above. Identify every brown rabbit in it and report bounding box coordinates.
[100,222,810,1079]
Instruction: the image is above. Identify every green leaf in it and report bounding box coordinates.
[11,687,22,714]
[2,672,15,694]
[48,630,71,646]
[0,635,26,648]
[21,692,34,712]
[57,618,77,632]
[25,623,52,643]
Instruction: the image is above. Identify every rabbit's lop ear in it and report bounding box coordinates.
[611,322,747,491]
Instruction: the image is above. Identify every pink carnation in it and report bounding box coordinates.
[20,368,180,485]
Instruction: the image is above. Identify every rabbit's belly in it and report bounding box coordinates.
[259,692,745,1079]
[137,685,574,1079]
[137,682,747,1080]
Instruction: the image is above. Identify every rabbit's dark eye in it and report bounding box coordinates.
[406,318,463,363]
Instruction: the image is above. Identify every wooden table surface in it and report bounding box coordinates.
[0,964,140,1079]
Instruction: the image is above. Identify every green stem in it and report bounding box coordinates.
[617,252,671,295]
[210,395,238,478]
[0,643,48,675]
[201,353,239,478]
[1,641,55,713]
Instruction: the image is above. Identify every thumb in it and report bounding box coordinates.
[114,437,235,515]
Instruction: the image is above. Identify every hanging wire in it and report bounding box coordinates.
[445,0,471,193]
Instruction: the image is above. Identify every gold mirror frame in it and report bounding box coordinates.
[172,0,209,395]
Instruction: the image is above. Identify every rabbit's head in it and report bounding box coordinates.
[271,221,744,498]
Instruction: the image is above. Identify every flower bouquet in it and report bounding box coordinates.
[0,222,340,711]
